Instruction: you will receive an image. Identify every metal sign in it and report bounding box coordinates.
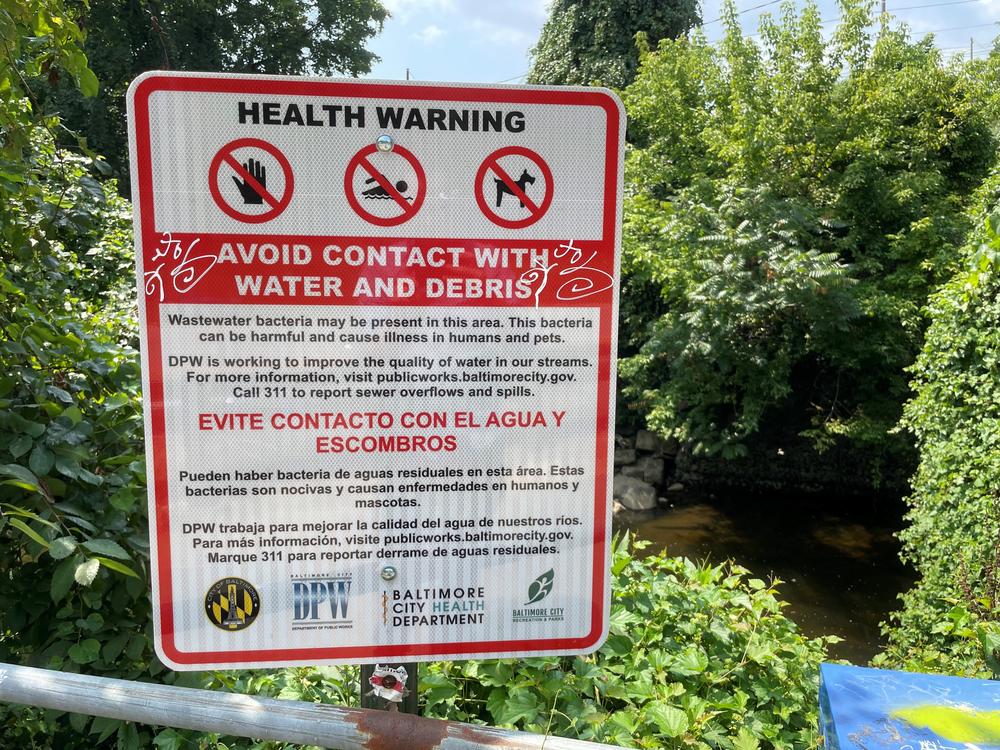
[127,72,624,670]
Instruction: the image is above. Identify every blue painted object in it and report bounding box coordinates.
[820,663,1000,749]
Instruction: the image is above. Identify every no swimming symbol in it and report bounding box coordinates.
[345,144,426,227]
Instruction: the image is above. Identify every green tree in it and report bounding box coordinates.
[526,0,699,87]
[619,0,994,475]
[875,162,1000,677]
[44,0,388,189]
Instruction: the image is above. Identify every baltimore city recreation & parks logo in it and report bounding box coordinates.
[512,569,564,624]
[204,577,260,631]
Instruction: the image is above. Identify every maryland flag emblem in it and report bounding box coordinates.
[204,577,260,631]
[367,664,409,702]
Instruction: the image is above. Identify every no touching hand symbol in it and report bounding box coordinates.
[232,158,266,204]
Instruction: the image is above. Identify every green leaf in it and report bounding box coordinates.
[118,721,141,750]
[103,393,130,411]
[671,647,709,676]
[0,463,40,491]
[102,633,130,662]
[77,467,104,486]
[647,702,689,738]
[1,504,59,529]
[732,727,761,750]
[494,690,539,726]
[75,558,100,586]
[22,421,46,438]
[54,454,81,479]
[83,538,130,560]
[125,634,145,661]
[68,638,101,664]
[51,557,77,602]
[486,687,507,720]
[49,386,74,404]
[602,634,633,656]
[69,712,89,733]
[50,536,77,560]
[29,444,54,476]
[9,518,49,548]
[153,729,186,750]
[9,435,32,458]
[77,68,99,98]
[95,556,138,578]
[90,715,120,742]
[109,488,136,511]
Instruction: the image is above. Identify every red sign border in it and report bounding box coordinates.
[128,72,623,669]
[208,137,294,223]
[475,146,554,229]
[344,143,427,227]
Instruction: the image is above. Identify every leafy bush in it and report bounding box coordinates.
[0,3,156,746]
[421,536,834,749]
[620,0,995,465]
[155,536,833,750]
[875,169,1000,676]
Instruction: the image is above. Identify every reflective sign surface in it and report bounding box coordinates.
[127,72,624,669]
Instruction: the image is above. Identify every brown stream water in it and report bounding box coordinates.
[616,497,915,664]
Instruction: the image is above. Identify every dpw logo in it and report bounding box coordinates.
[292,576,352,625]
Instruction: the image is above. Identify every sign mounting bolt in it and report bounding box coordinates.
[376,134,394,152]
[381,565,397,581]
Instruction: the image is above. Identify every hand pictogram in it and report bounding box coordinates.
[231,158,266,204]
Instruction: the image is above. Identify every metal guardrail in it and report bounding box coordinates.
[0,662,622,750]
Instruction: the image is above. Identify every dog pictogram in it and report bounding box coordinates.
[494,169,535,208]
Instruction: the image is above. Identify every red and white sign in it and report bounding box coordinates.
[127,72,624,670]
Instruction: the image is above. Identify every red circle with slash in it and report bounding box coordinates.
[344,144,426,227]
[209,138,294,223]
[475,146,554,229]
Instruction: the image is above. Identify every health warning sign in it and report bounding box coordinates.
[126,72,624,669]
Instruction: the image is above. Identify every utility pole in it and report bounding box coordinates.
[881,0,886,14]
[405,67,410,81]
[970,37,974,62]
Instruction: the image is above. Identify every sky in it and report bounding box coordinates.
[361,0,999,85]
[364,0,550,84]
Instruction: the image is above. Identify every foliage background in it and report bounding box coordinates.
[42,0,389,190]
[5,0,1000,747]
[619,0,995,471]
[873,170,1000,678]
[527,0,700,88]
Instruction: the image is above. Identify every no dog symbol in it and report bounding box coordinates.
[475,146,553,229]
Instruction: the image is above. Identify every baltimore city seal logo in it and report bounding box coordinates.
[205,577,260,631]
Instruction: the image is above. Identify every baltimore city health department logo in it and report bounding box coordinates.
[205,577,260,631]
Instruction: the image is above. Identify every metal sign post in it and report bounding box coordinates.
[127,72,624,671]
